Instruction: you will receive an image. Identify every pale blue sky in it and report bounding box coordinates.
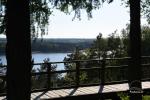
[0,0,148,38]
[44,0,148,38]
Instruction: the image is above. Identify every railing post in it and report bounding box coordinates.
[31,59,34,70]
[101,59,105,85]
[76,61,80,87]
[47,63,51,90]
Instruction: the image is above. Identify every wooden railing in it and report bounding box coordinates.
[30,56,150,92]
[0,56,150,95]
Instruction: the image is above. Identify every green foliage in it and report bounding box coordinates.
[141,25,150,56]
[93,33,107,58]
[30,24,150,89]
[93,30,126,58]
[120,25,130,57]
[63,25,150,84]
[118,92,150,100]
[30,0,52,38]
[31,58,59,90]
[0,0,52,37]
[0,38,93,54]
[31,38,93,53]
[50,0,113,19]
[118,92,129,100]
[80,72,88,83]
[122,0,150,24]
[0,0,114,36]
[141,0,150,24]
[143,96,150,100]
[0,0,150,37]
[107,30,122,57]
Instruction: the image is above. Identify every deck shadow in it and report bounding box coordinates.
[68,88,78,96]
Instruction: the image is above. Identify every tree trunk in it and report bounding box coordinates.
[129,0,142,100]
[6,0,31,99]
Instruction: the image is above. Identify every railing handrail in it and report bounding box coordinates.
[32,56,150,65]
[0,56,150,94]
[0,56,150,67]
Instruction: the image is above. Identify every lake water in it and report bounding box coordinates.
[0,53,70,70]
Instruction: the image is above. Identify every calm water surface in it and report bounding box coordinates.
[0,53,70,70]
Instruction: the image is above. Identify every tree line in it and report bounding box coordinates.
[28,24,150,91]
[62,24,150,86]
[0,0,149,99]
[0,25,150,98]
[0,38,94,54]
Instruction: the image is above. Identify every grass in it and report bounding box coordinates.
[143,96,150,100]
[118,92,150,100]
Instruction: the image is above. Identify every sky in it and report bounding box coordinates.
[0,0,148,39]
[43,0,147,38]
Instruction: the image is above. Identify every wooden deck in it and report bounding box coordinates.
[0,81,150,100]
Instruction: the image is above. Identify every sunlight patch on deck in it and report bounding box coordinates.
[30,81,150,100]
[0,81,150,100]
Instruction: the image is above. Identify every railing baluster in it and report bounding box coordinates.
[98,59,101,83]
[76,61,80,87]
[101,59,106,85]
[47,63,51,90]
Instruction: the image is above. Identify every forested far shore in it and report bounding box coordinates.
[0,38,95,54]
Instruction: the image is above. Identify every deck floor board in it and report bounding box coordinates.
[52,89,70,97]
[0,81,150,99]
[33,81,149,99]
[0,96,6,100]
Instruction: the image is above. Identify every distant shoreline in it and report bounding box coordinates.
[0,52,72,56]
[0,38,94,55]
[32,51,72,54]
[0,53,5,56]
